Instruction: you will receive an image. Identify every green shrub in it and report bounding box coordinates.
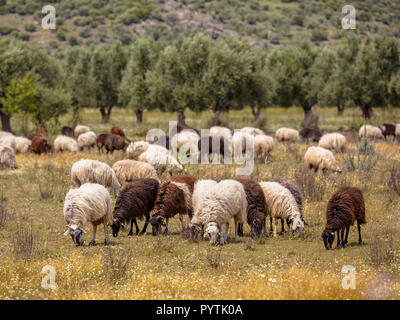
[79,27,91,38]
[20,33,30,41]
[56,31,66,41]
[311,29,328,42]
[69,36,79,46]
[24,23,36,32]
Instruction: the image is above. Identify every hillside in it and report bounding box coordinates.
[0,0,400,49]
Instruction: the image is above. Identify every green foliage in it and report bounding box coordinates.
[23,23,36,33]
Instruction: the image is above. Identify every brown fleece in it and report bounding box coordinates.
[105,134,128,153]
[30,136,53,154]
[96,132,111,152]
[299,127,322,142]
[111,126,125,137]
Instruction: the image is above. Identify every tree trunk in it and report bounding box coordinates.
[302,105,319,129]
[0,107,11,132]
[361,105,372,119]
[135,109,143,124]
[100,106,113,123]
[251,105,261,120]
[337,104,345,115]
[177,111,186,126]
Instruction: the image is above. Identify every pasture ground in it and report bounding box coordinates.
[0,106,399,299]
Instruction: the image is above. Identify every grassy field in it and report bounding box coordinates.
[0,106,400,300]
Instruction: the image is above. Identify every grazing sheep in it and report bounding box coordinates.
[379,123,396,140]
[61,126,73,137]
[210,126,232,140]
[191,180,247,245]
[0,134,16,151]
[112,160,159,185]
[27,133,42,141]
[304,146,341,173]
[0,145,17,169]
[190,179,218,237]
[318,133,347,152]
[271,177,305,234]
[111,126,125,137]
[170,130,200,156]
[63,183,112,246]
[126,140,170,158]
[359,125,384,140]
[275,127,299,142]
[138,148,183,176]
[322,186,366,249]
[30,136,53,154]
[235,178,266,239]
[299,127,322,143]
[240,127,265,136]
[77,131,97,150]
[111,178,159,237]
[150,175,197,235]
[259,181,304,237]
[232,131,254,157]
[0,131,13,139]
[71,159,121,196]
[54,135,79,153]
[15,137,31,154]
[74,125,90,137]
[96,132,111,152]
[254,135,274,161]
[105,134,128,154]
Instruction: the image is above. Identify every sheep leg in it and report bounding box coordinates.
[269,217,273,232]
[340,229,345,248]
[128,219,134,236]
[225,223,229,243]
[140,214,150,235]
[179,214,185,231]
[336,230,341,248]
[133,218,140,235]
[273,218,278,237]
[104,223,109,245]
[279,219,285,234]
[357,221,362,244]
[163,218,169,234]
[344,226,350,245]
[89,225,97,246]
[235,221,239,242]
[238,223,244,237]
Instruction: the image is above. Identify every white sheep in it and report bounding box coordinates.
[63,183,112,246]
[318,133,347,152]
[275,127,299,142]
[0,131,13,139]
[71,159,121,196]
[112,159,159,184]
[54,135,79,153]
[210,126,232,140]
[126,140,170,158]
[74,125,90,137]
[15,136,31,153]
[396,124,400,138]
[191,179,248,245]
[77,131,97,150]
[0,134,16,151]
[170,130,200,153]
[191,179,218,225]
[232,131,254,158]
[0,145,17,169]
[138,148,183,176]
[254,135,274,161]
[259,181,304,237]
[240,126,265,136]
[358,125,384,140]
[304,146,341,173]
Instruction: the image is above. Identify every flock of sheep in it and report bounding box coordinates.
[1,120,397,249]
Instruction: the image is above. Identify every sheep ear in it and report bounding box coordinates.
[63,230,70,236]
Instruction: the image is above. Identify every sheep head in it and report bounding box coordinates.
[150,215,165,235]
[250,211,265,239]
[203,222,220,245]
[292,216,305,237]
[322,229,335,250]
[63,224,86,246]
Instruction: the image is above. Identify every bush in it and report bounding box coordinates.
[311,29,328,42]
[24,23,36,32]
[56,31,66,41]
[20,33,30,41]
[69,36,79,46]
[79,27,91,38]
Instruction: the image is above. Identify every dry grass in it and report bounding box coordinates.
[0,106,399,299]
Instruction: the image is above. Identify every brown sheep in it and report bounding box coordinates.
[96,132,111,152]
[299,127,322,143]
[322,186,366,249]
[235,178,266,239]
[30,136,53,154]
[111,126,125,137]
[150,175,197,235]
[27,133,42,141]
[111,178,159,237]
[379,123,396,140]
[271,177,305,234]
[105,134,128,154]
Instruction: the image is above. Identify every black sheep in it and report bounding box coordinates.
[380,123,396,140]
[111,178,159,237]
[322,186,366,249]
